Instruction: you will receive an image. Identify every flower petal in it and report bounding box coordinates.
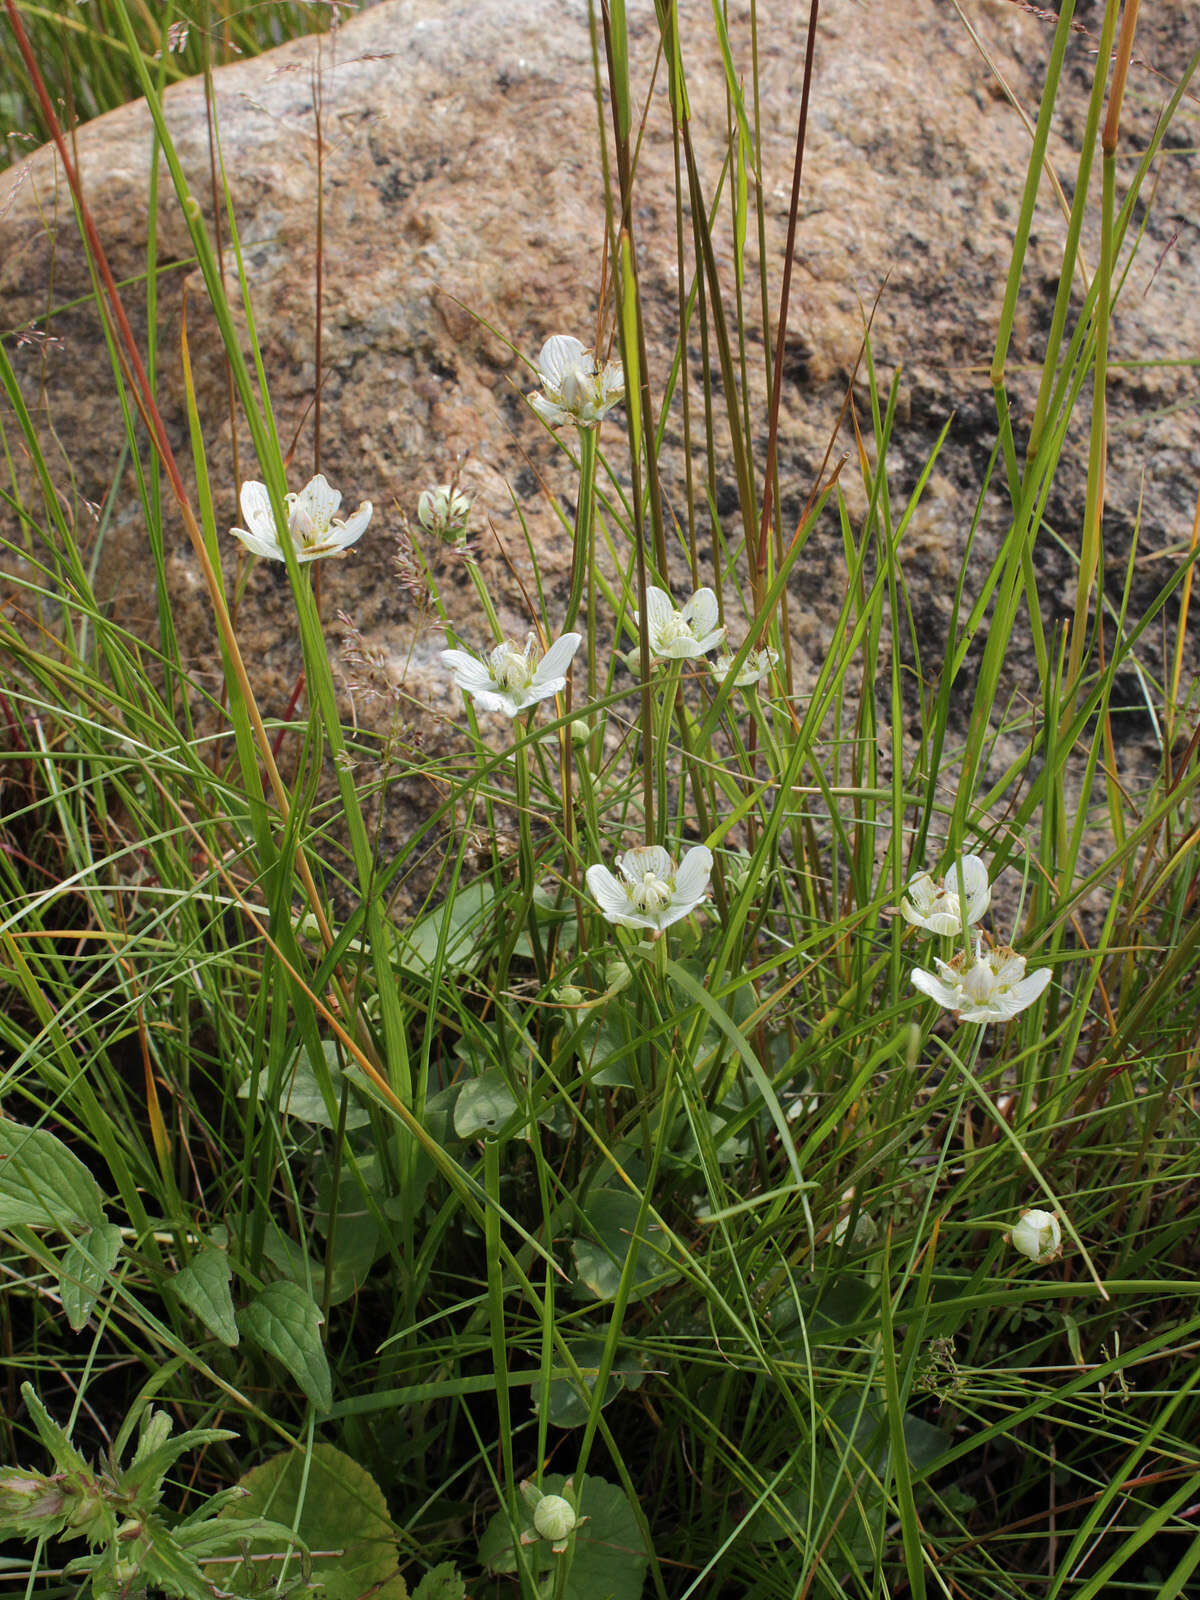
[682,587,719,636]
[335,500,373,547]
[239,480,276,536]
[641,587,675,638]
[538,335,588,387]
[671,845,714,911]
[532,632,583,686]
[441,649,497,696]
[296,473,341,525]
[617,845,673,884]
[585,864,641,926]
[689,626,726,656]
[230,525,284,562]
[530,393,569,427]
[911,968,964,1011]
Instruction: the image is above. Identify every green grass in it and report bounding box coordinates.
[2,0,1200,1597]
[1,0,362,165]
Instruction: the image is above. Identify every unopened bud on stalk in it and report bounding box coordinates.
[1010,1208,1063,1266]
[418,485,473,543]
[533,1495,577,1543]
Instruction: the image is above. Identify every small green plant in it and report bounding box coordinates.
[0,1385,295,1600]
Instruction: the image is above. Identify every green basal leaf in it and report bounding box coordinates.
[173,1247,239,1348]
[238,1283,331,1413]
[0,1121,107,1232]
[60,1223,122,1333]
[213,1443,407,1600]
[571,1188,676,1304]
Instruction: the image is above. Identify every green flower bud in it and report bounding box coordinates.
[0,1469,67,1537]
[418,485,473,543]
[556,984,585,1007]
[532,1493,577,1543]
[604,958,632,995]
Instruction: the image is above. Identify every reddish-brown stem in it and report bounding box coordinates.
[754,0,820,589]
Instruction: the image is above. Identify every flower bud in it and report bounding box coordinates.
[569,717,591,749]
[418,485,473,543]
[1010,1208,1062,1265]
[532,1494,577,1543]
[556,984,585,1007]
[604,958,632,995]
[0,1469,68,1536]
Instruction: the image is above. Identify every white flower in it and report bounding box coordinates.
[417,484,473,542]
[529,335,624,429]
[710,645,779,689]
[230,475,372,563]
[1010,1208,1063,1265]
[638,587,725,660]
[441,631,582,717]
[585,843,713,932]
[901,854,991,936]
[912,938,1051,1024]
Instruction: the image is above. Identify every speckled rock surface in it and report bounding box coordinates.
[2,0,1197,856]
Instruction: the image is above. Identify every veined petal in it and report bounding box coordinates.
[689,626,726,655]
[530,392,569,427]
[682,587,719,636]
[585,864,640,925]
[532,632,583,686]
[1013,966,1052,1007]
[538,335,588,387]
[335,501,373,546]
[230,524,284,561]
[469,686,523,716]
[521,678,565,708]
[296,473,342,525]
[239,480,276,536]
[911,967,964,1010]
[671,845,714,909]
[441,649,497,697]
[641,587,675,637]
[618,845,673,884]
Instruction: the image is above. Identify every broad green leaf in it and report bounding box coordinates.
[238,1041,371,1130]
[453,1071,518,1140]
[238,1283,331,1412]
[214,1443,407,1600]
[173,1248,238,1347]
[479,1473,645,1600]
[0,1121,106,1232]
[312,1161,385,1305]
[396,880,493,978]
[411,1563,466,1600]
[571,1189,675,1304]
[533,1336,646,1428]
[59,1223,122,1332]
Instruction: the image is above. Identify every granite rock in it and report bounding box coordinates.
[2,0,1197,863]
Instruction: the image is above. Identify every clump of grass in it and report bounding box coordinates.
[2,1,1200,1598]
[1,0,361,164]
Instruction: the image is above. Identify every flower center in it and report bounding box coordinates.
[490,641,535,691]
[288,500,329,549]
[962,957,1000,1004]
[628,870,674,913]
[560,366,598,413]
[655,612,694,647]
